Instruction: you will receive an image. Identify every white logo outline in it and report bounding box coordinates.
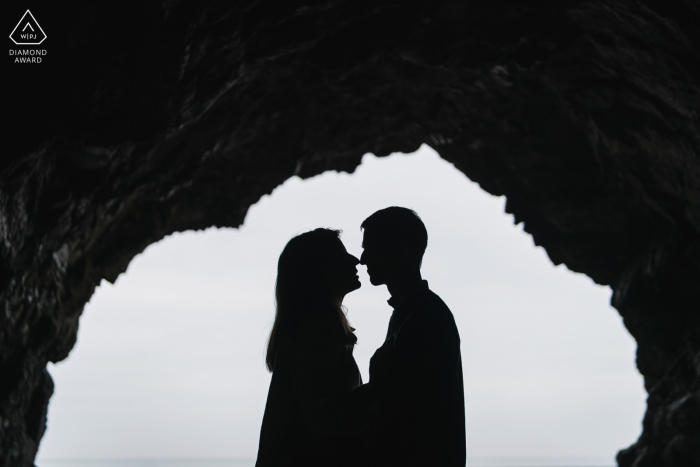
[10,10,47,45]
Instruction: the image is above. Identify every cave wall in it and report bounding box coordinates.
[2,1,700,465]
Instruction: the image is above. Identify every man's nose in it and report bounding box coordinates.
[359,250,367,265]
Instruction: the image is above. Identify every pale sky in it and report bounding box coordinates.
[36,145,646,463]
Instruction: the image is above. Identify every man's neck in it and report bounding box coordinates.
[386,271,423,301]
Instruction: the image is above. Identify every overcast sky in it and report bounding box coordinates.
[36,145,646,463]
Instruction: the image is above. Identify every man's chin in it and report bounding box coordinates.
[368,276,385,286]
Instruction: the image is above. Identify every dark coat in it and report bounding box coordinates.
[365,281,466,467]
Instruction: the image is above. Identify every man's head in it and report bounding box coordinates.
[360,207,428,286]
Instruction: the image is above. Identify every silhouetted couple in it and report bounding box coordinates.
[256,207,466,467]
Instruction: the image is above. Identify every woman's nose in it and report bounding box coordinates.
[350,254,360,266]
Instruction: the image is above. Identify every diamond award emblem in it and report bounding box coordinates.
[10,10,47,45]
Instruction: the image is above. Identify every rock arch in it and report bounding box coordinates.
[2,1,700,465]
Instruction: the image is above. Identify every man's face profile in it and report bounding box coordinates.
[360,229,396,286]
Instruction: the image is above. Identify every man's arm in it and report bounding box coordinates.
[391,305,462,426]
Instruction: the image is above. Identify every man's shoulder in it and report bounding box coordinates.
[405,288,459,336]
[422,287,451,310]
[421,288,455,319]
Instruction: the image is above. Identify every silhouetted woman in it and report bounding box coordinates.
[255,228,364,467]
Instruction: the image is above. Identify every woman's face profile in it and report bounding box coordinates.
[322,237,361,297]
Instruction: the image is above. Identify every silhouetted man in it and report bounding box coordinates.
[360,206,466,467]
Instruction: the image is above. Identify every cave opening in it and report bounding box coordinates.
[5,3,700,465]
[35,147,645,466]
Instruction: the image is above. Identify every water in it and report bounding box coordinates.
[37,461,255,467]
[37,458,614,467]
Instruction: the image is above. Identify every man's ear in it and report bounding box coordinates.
[388,244,414,269]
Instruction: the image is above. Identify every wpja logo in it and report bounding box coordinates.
[9,10,47,63]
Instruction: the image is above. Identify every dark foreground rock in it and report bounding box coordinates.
[2,1,700,465]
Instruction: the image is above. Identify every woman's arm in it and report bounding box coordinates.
[286,335,383,440]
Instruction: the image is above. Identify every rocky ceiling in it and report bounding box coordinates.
[2,1,700,466]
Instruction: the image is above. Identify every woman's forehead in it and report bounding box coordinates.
[311,235,346,254]
[330,236,348,252]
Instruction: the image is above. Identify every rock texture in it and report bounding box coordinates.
[3,0,700,465]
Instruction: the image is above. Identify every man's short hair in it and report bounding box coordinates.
[361,206,428,266]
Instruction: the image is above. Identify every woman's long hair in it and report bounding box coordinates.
[265,228,356,372]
